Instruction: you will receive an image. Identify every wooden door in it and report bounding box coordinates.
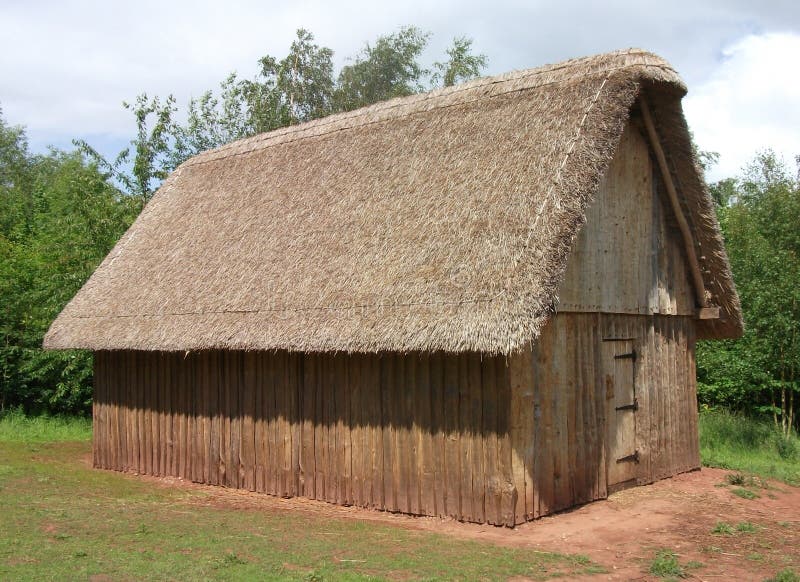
[602,338,638,488]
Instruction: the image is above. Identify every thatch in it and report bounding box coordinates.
[44,49,742,354]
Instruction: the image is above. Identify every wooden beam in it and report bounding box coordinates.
[639,94,708,308]
[697,306,720,320]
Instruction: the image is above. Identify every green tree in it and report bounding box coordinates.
[0,109,137,414]
[697,151,800,435]
[76,94,177,208]
[91,27,488,200]
[335,26,431,111]
[432,37,487,87]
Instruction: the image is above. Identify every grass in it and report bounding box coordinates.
[0,409,91,442]
[765,568,800,582]
[699,409,800,486]
[712,521,735,535]
[731,487,761,499]
[736,521,759,533]
[0,414,604,581]
[648,549,692,579]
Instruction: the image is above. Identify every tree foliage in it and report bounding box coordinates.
[82,27,487,201]
[698,151,800,435]
[0,109,137,414]
[433,37,488,87]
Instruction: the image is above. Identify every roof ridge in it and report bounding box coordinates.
[182,48,677,169]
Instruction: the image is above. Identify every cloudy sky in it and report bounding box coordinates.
[2,0,799,180]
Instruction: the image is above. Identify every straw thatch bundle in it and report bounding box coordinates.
[44,49,741,354]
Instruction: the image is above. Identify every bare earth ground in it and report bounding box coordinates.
[124,461,799,581]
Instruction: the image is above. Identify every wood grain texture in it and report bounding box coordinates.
[92,316,698,526]
[558,119,695,317]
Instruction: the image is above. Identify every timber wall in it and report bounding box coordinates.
[508,313,699,523]
[93,313,698,526]
[93,349,519,526]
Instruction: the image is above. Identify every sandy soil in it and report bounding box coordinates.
[135,467,799,580]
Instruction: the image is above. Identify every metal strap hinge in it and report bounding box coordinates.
[616,450,640,464]
[614,349,637,362]
[615,398,638,412]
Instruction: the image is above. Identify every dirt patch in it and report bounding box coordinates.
[132,467,799,580]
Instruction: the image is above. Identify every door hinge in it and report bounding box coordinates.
[616,450,640,464]
[615,398,639,411]
[614,349,637,362]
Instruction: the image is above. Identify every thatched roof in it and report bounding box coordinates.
[44,49,742,355]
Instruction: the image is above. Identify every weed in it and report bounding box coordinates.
[649,549,686,579]
[736,521,758,533]
[685,560,703,569]
[726,472,747,485]
[731,487,760,500]
[712,521,735,535]
[765,568,800,582]
[210,552,248,569]
[135,523,150,536]
[701,545,722,554]
[747,552,764,562]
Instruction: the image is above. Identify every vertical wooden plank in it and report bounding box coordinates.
[495,358,516,526]
[151,352,160,476]
[159,353,168,477]
[367,355,383,510]
[313,354,326,500]
[533,323,553,518]
[300,354,316,498]
[381,354,397,512]
[405,355,420,515]
[234,351,244,489]
[395,355,410,514]
[336,355,350,505]
[416,354,435,517]
[123,352,133,473]
[468,353,485,523]
[284,352,298,498]
[162,353,172,477]
[188,352,200,484]
[267,351,278,495]
[481,356,500,525]
[254,352,266,493]
[197,351,207,484]
[210,351,223,485]
[241,352,256,491]
[325,355,337,504]
[456,354,476,521]
[290,352,302,498]
[509,347,533,523]
[565,319,580,507]
[445,355,463,520]
[274,352,286,497]
[429,353,445,517]
[350,355,364,506]
[92,353,102,469]
[687,320,700,469]
[141,354,152,475]
[173,352,183,480]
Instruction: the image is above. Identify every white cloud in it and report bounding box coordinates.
[1,0,799,179]
[684,32,800,180]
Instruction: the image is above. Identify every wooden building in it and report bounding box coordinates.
[45,50,742,526]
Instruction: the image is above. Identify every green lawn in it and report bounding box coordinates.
[0,414,602,581]
[699,409,800,486]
